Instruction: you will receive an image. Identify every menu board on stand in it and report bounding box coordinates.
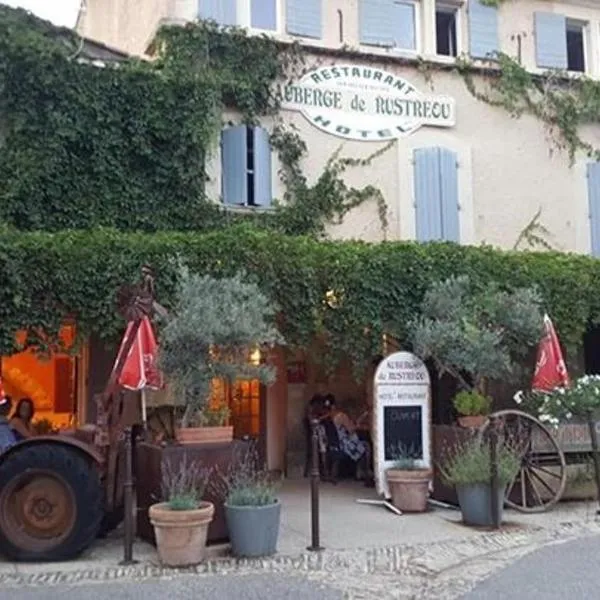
[373,351,431,499]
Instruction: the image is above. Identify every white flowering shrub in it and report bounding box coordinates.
[515,375,600,426]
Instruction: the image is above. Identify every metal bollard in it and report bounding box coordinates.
[307,419,324,552]
[120,426,138,565]
[586,412,600,515]
[489,415,500,529]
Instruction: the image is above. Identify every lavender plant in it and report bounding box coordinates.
[161,454,212,511]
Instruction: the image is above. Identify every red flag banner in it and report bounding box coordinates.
[532,314,570,392]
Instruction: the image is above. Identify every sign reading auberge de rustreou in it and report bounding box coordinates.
[280,65,456,141]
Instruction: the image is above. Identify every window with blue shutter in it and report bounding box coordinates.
[252,0,277,30]
[359,0,416,49]
[221,126,272,207]
[535,12,568,69]
[587,163,600,257]
[198,0,237,26]
[469,0,499,59]
[414,147,460,242]
[286,0,322,39]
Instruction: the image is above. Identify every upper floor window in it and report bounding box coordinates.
[535,12,588,72]
[221,126,273,208]
[436,3,458,57]
[359,0,417,51]
[199,0,278,31]
[286,0,322,39]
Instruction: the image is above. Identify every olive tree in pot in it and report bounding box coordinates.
[159,267,283,444]
[149,456,214,567]
[408,276,543,422]
[386,444,431,513]
[213,444,281,557]
[439,438,520,527]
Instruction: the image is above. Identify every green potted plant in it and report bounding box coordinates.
[386,443,431,513]
[439,438,520,527]
[149,455,214,567]
[214,445,281,557]
[409,275,543,418]
[159,266,283,445]
[453,390,492,429]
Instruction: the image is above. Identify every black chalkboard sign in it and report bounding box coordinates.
[384,405,423,461]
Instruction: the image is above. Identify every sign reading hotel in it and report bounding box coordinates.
[373,351,431,499]
[280,65,455,141]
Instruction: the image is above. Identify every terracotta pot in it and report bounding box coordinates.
[175,426,234,445]
[149,501,215,567]
[386,468,432,512]
[457,415,487,429]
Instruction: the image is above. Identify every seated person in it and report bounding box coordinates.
[10,397,35,441]
[0,396,17,452]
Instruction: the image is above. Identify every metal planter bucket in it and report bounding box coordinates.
[225,500,281,557]
[456,483,505,527]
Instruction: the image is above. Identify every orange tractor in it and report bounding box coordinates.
[0,267,163,561]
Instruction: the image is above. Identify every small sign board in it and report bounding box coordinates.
[373,351,431,499]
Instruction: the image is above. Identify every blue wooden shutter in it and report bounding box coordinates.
[253,127,272,207]
[469,0,499,58]
[414,148,443,241]
[535,12,567,69]
[252,0,277,30]
[588,163,600,257]
[198,0,237,25]
[286,0,322,38]
[392,2,416,50]
[221,126,247,205]
[359,0,395,47]
[439,148,460,242]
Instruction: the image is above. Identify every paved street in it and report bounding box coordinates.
[463,534,600,599]
[0,574,342,600]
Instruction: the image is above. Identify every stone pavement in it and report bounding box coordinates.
[1,481,600,599]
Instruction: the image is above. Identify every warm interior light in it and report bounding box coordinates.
[250,347,261,365]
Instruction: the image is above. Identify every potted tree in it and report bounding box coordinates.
[149,455,214,567]
[159,267,283,444]
[214,444,281,557]
[439,437,520,527]
[409,275,543,417]
[453,390,492,429]
[386,443,431,512]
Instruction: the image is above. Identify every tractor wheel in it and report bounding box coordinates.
[0,443,104,561]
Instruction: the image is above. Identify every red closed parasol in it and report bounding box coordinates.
[532,314,570,392]
[115,316,163,426]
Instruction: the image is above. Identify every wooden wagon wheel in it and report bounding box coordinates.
[478,409,567,513]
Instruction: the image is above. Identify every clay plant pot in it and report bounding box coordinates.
[386,468,432,512]
[149,501,215,567]
[175,426,234,445]
[457,415,487,429]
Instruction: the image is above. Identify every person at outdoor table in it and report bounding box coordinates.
[324,394,369,465]
[10,397,35,441]
[0,396,17,452]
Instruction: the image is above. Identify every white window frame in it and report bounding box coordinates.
[565,18,589,74]
[238,0,282,34]
[434,1,464,60]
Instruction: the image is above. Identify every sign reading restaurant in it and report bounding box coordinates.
[280,65,456,141]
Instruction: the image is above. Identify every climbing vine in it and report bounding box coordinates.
[457,52,600,163]
[0,7,388,237]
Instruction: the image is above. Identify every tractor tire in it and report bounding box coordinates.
[0,443,104,561]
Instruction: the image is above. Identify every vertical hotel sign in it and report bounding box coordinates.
[280,65,456,141]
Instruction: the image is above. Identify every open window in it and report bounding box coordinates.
[436,4,458,57]
[566,21,586,72]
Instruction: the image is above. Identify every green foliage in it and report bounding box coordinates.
[161,455,212,511]
[409,276,543,393]
[213,444,279,507]
[453,391,492,417]
[197,404,231,427]
[388,442,423,470]
[458,52,600,163]
[1,227,600,371]
[158,266,282,427]
[439,438,520,487]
